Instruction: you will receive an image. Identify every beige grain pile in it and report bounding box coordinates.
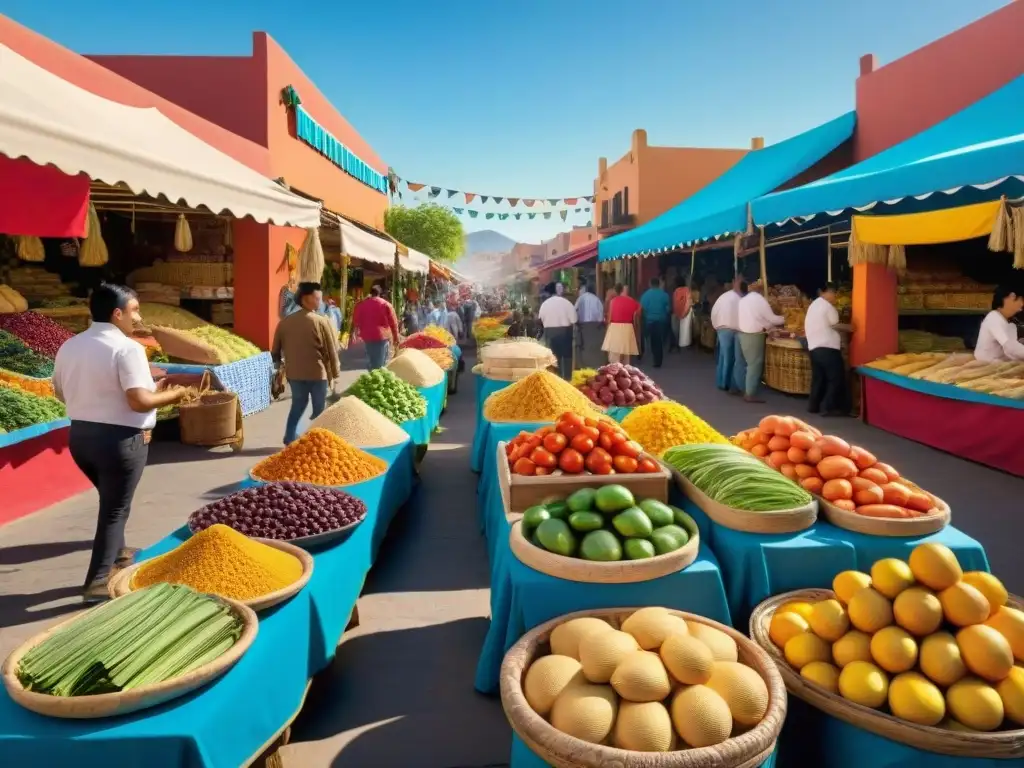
[386,348,446,386]
[307,396,409,447]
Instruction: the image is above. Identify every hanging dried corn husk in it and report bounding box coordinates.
[79,204,109,267]
[988,197,1012,253]
[174,214,193,253]
[887,244,906,272]
[846,224,888,267]
[1012,206,1024,269]
[15,235,45,262]
[297,227,325,284]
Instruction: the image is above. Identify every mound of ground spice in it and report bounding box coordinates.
[251,428,388,485]
[483,370,604,423]
[308,396,410,447]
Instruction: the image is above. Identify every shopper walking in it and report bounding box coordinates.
[274,282,342,444]
[574,282,605,369]
[53,283,188,602]
[602,284,641,364]
[806,282,852,416]
[710,276,744,392]
[737,280,784,403]
[538,282,577,379]
[672,276,694,350]
[639,277,672,368]
[352,285,400,370]
[444,305,465,340]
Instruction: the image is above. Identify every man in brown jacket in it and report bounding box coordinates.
[272,282,341,444]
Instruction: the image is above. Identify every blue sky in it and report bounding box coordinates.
[3,0,1010,243]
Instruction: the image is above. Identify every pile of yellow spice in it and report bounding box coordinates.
[620,400,729,457]
[483,370,604,423]
[251,428,388,486]
[131,524,303,601]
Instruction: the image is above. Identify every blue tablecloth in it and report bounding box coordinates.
[511,733,777,767]
[0,418,69,449]
[605,405,634,423]
[452,344,462,361]
[676,490,990,626]
[474,439,731,694]
[471,376,513,472]
[416,380,447,435]
[0,441,415,768]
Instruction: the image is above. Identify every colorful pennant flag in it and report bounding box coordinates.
[481,195,489,204]
[493,196,504,204]
[465,192,476,204]
[485,213,494,220]
[407,182,425,192]
[468,210,479,218]
[514,213,522,220]
[447,189,458,198]
[543,212,552,219]
[547,198,559,206]
[453,208,464,215]
[428,187,442,198]
[559,210,567,221]
[508,198,519,207]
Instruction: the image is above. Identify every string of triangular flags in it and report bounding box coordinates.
[448,208,589,222]
[387,170,593,210]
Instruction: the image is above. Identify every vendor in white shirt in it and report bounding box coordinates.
[737,280,784,403]
[538,282,577,380]
[805,282,851,416]
[710,276,746,393]
[53,284,188,602]
[975,285,1024,363]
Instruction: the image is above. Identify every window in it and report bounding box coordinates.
[601,200,610,227]
[623,187,630,217]
[551,249,557,255]
[612,191,622,222]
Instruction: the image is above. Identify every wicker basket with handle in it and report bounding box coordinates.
[764,338,811,395]
[501,607,787,768]
[178,370,243,450]
[750,588,1024,759]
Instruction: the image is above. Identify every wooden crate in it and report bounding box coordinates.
[495,441,670,518]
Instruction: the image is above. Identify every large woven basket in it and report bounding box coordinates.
[819,491,951,537]
[764,338,810,395]
[179,371,243,449]
[673,469,817,534]
[501,607,787,768]
[2,593,257,719]
[750,588,1024,759]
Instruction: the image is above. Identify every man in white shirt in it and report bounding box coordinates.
[574,282,605,369]
[538,282,578,379]
[710,276,745,393]
[975,286,1024,363]
[53,284,187,602]
[444,307,464,340]
[737,280,784,402]
[805,283,851,416]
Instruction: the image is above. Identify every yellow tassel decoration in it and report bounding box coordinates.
[846,225,888,267]
[988,197,1011,253]
[174,214,193,253]
[15,235,45,262]
[79,204,109,267]
[887,244,906,272]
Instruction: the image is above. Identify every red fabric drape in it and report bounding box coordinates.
[0,156,89,237]
[863,377,1024,477]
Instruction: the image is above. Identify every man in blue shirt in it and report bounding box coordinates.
[639,276,672,368]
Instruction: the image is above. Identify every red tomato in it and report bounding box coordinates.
[637,457,659,473]
[598,432,614,451]
[583,417,600,428]
[530,447,557,469]
[557,421,582,440]
[609,432,628,446]
[585,450,611,474]
[534,466,553,476]
[570,434,595,454]
[560,413,585,429]
[590,446,613,464]
[543,432,568,454]
[512,457,537,476]
[525,435,542,451]
[558,448,585,474]
[589,459,614,475]
[615,440,643,459]
[580,425,601,442]
[505,442,516,456]
[613,455,639,474]
[536,426,554,437]
[595,420,615,433]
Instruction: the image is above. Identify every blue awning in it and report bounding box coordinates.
[597,111,856,262]
[752,74,1024,227]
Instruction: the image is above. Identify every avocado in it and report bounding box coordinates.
[594,484,635,514]
[529,529,544,549]
[638,499,674,527]
[535,518,577,557]
[568,510,604,533]
[612,506,654,538]
[579,530,623,561]
[522,505,551,533]
[624,538,656,560]
[566,488,597,513]
[544,500,570,520]
[650,524,690,555]
[671,505,695,530]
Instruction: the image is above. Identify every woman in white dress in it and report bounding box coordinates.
[974,285,1024,362]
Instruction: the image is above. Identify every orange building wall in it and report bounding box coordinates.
[568,226,597,250]
[641,146,747,224]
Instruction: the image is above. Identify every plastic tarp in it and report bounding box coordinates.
[338,218,396,267]
[544,242,598,271]
[753,74,1024,226]
[598,111,856,261]
[404,248,430,274]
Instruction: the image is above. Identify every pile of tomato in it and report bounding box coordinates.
[505,412,661,477]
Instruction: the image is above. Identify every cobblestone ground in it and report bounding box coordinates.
[0,344,1020,767]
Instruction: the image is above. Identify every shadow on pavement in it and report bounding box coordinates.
[0,540,92,566]
[0,586,82,629]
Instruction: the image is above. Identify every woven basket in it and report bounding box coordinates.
[501,607,787,768]
[673,469,817,534]
[2,593,257,719]
[699,316,716,350]
[819,491,951,537]
[750,589,1024,759]
[179,371,243,449]
[764,339,810,395]
[108,538,313,612]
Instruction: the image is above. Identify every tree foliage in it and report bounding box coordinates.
[384,203,465,263]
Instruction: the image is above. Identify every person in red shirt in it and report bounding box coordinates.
[602,284,640,363]
[352,285,400,369]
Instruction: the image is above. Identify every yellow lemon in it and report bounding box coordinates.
[870,626,919,674]
[997,666,1024,726]
[939,582,991,628]
[833,571,872,605]
[909,543,963,591]
[919,632,967,687]
[962,572,1007,616]
[986,606,1024,661]
[870,558,916,599]
[946,677,1004,731]
[893,587,943,636]
[939,717,976,732]
[769,611,809,650]
[848,587,894,634]
[777,601,815,623]
[801,661,841,693]
[957,625,1014,682]
[888,671,946,726]
[838,661,889,709]
[832,630,874,668]
[809,599,850,642]
[784,632,832,670]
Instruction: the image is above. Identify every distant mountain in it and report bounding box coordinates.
[463,229,517,257]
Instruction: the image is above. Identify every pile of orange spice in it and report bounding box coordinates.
[483,370,603,423]
[252,428,387,486]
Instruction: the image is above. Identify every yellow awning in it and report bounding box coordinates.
[852,200,1002,246]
